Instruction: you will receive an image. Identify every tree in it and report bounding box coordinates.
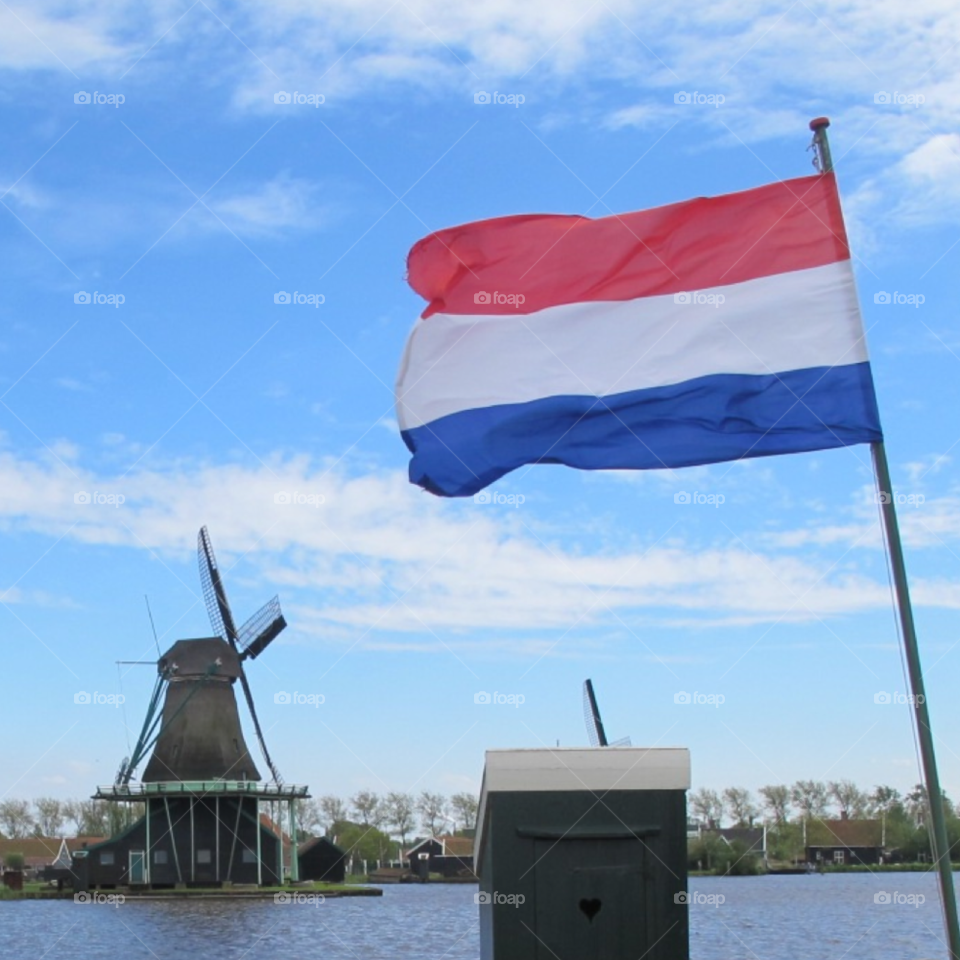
[295,799,324,838]
[723,787,759,827]
[758,785,791,824]
[61,800,81,836]
[351,791,384,827]
[0,800,34,838]
[332,822,397,866]
[416,791,448,837]
[828,780,869,818]
[689,788,723,829]
[450,792,479,832]
[384,792,416,849]
[76,800,111,836]
[319,795,347,833]
[791,781,829,819]
[33,798,64,837]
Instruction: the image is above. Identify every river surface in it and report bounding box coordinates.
[2,874,952,958]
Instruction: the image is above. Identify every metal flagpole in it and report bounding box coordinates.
[809,116,960,960]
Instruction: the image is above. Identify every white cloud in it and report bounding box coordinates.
[209,173,329,236]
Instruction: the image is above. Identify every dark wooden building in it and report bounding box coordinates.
[476,747,690,960]
[806,817,883,866]
[405,836,475,878]
[298,837,347,883]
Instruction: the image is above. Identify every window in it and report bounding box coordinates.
[153,850,168,865]
[99,852,114,866]
[833,850,845,864]
[197,849,212,864]
[242,849,257,863]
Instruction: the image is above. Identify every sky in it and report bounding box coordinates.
[1,0,960,815]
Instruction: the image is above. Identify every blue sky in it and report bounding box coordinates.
[1,1,960,813]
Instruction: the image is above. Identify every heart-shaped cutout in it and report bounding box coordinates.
[579,897,602,922]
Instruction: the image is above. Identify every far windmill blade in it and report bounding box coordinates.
[237,667,283,784]
[582,679,608,747]
[198,525,238,644]
[236,596,286,661]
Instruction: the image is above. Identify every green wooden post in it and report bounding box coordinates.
[810,116,960,960]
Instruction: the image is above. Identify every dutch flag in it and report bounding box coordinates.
[396,173,882,498]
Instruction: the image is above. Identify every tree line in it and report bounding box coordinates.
[690,780,941,828]
[0,791,480,847]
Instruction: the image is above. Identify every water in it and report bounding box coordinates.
[2,875,951,959]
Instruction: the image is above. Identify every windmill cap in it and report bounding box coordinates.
[809,116,830,130]
[158,637,241,679]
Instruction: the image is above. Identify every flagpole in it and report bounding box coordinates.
[810,117,960,960]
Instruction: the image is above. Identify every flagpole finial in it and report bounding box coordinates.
[809,116,830,131]
[808,118,833,174]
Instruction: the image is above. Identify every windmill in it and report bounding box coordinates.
[86,527,308,889]
[582,679,631,748]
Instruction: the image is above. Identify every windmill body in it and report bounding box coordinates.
[73,528,310,892]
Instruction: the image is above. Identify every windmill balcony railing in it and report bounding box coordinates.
[94,781,310,800]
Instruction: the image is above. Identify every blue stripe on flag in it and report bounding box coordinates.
[401,363,882,497]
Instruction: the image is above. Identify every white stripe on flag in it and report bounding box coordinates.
[397,260,867,431]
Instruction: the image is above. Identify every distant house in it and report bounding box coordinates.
[298,837,346,883]
[404,835,475,878]
[806,817,883,865]
[0,837,106,879]
[689,825,767,863]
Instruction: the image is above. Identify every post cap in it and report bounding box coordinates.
[809,116,831,131]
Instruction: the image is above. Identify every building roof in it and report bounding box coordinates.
[714,827,764,851]
[806,818,882,848]
[441,836,474,857]
[0,836,106,868]
[298,836,344,856]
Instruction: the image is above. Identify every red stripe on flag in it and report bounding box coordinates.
[407,173,849,317]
